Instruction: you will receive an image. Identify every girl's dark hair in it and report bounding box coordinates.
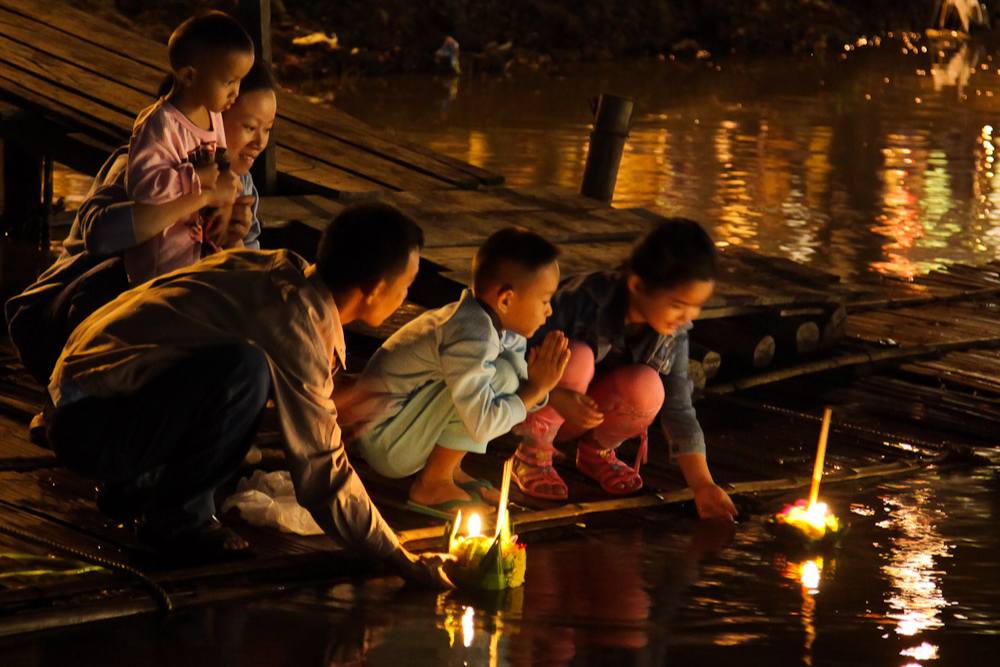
[156,11,254,98]
[626,218,717,291]
[316,203,424,292]
[473,227,560,289]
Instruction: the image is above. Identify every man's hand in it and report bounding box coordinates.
[549,387,603,429]
[392,547,455,588]
[526,331,570,393]
[692,483,737,521]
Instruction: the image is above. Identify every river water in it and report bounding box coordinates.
[335,35,1000,282]
[15,37,1000,666]
[2,464,997,665]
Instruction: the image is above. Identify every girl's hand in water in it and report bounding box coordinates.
[549,387,604,429]
[692,483,738,522]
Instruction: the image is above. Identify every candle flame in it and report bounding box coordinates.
[776,499,840,539]
[467,513,482,538]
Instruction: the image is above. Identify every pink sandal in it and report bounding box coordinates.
[513,445,569,501]
[575,433,648,496]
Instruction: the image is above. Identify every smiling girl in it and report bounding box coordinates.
[512,218,738,521]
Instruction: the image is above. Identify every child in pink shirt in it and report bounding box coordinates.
[125,11,255,284]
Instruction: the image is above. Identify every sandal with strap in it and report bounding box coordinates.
[576,435,647,496]
[512,446,568,501]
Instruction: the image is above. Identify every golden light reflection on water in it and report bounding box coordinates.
[436,594,514,666]
[327,40,1000,281]
[878,487,951,666]
[779,556,828,666]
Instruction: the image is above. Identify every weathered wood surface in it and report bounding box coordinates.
[0,386,953,631]
[258,189,857,319]
[0,0,500,194]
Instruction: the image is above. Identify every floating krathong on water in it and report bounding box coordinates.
[446,458,527,590]
[767,407,846,547]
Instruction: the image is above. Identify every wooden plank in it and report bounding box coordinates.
[0,0,498,188]
[0,20,421,195]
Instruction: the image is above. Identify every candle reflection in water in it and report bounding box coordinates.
[779,555,831,667]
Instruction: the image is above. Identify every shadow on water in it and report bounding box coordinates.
[2,464,998,665]
[335,35,1000,282]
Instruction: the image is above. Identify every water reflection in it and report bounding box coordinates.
[777,555,832,666]
[3,466,998,666]
[334,37,1000,280]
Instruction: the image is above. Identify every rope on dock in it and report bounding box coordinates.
[0,523,174,612]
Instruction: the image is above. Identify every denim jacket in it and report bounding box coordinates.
[533,270,706,457]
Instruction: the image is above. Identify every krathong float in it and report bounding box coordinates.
[446,458,526,590]
[767,407,846,548]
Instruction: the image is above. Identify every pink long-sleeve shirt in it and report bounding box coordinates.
[124,99,226,285]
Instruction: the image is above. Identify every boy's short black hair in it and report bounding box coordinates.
[473,227,560,290]
[168,11,254,70]
[316,203,424,293]
[627,218,717,291]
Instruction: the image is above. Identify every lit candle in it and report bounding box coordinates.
[767,407,845,546]
[446,458,527,590]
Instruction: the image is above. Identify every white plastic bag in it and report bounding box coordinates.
[222,469,324,536]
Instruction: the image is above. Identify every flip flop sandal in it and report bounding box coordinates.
[404,493,489,520]
[576,444,644,496]
[512,453,568,501]
[457,478,496,495]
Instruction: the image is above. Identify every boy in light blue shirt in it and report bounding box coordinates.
[347,228,570,514]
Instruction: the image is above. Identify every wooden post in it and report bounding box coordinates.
[580,93,634,202]
[237,0,277,196]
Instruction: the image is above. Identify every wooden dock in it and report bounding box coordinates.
[0,0,996,639]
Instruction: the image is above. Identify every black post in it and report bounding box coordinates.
[580,93,634,203]
[237,0,277,196]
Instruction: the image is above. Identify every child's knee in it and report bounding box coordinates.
[622,365,665,412]
[559,341,595,390]
[491,356,522,395]
[601,364,665,413]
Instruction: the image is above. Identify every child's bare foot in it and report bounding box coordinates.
[454,467,501,503]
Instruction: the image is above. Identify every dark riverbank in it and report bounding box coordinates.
[67,1,992,83]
